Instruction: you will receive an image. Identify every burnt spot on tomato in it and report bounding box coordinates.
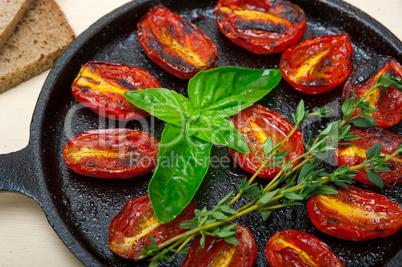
[182,20,196,35]
[325,217,339,226]
[71,61,160,121]
[215,0,306,54]
[78,86,91,94]
[278,3,305,24]
[234,20,286,33]
[351,55,389,85]
[280,33,353,94]
[167,23,177,36]
[114,79,136,91]
[137,6,218,79]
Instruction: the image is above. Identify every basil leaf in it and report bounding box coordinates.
[223,235,240,245]
[125,88,191,127]
[366,143,382,159]
[260,210,272,221]
[188,67,281,117]
[259,189,279,204]
[352,115,378,128]
[283,192,304,200]
[149,123,213,223]
[188,116,250,153]
[367,170,384,189]
[263,136,273,156]
[341,98,354,117]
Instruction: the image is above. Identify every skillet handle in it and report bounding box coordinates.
[0,145,41,201]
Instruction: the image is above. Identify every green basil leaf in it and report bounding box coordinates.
[298,162,315,183]
[263,136,273,156]
[217,191,235,206]
[260,210,272,221]
[198,233,206,251]
[294,99,306,124]
[188,67,281,117]
[179,220,198,230]
[219,205,238,215]
[312,106,334,117]
[259,189,279,204]
[188,116,250,153]
[282,192,304,200]
[341,98,354,117]
[366,143,382,159]
[125,88,191,127]
[367,170,384,189]
[352,115,378,128]
[314,185,339,195]
[223,235,240,245]
[216,230,236,238]
[211,211,228,220]
[334,181,350,190]
[149,123,213,223]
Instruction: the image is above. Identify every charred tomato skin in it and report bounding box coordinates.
[215,0,307,54]
[137,5,218,79]
[342,55,402,127]
[280,33,353,94]
[182,224,257,267]
[63,129,159,179]
[265,230,344,267]
[335,126,402,187]
[307,186,402,241]
[71,61,161,121]
[229,104,304,178]
[109,195,196,260]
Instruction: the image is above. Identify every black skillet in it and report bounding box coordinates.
[0,0,401,266]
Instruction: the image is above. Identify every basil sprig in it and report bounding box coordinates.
[125,66,281,223]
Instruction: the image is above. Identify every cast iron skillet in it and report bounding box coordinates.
[0,0,401,266]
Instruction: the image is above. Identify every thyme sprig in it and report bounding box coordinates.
[138,75,402,265]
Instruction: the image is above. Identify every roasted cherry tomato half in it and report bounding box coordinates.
[63,129,159,179]
[229,104,304,178]
[71,61,161,121]
[109,195,196,260]
[137,5,218,79]
[335,126,402,187]
[280,33,353,94]
[215,0,306,54]
[182,224,257,267]
[307,185,402,241]
[265,230,344,267]
[342,55,402,127]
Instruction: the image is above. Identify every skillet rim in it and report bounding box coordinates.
[24,0,402,265]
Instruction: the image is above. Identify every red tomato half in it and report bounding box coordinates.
[335,126,402,187]
[182,224,257,267]
[229,104,304,178]
[307,186,402,241]
[137,6,218,79]
[63,129,159,179]
[71,61,161,121]
[342,55,402,127]
[109,195,196,260]
[265,230,344,267]
[280,33,353,94]
[215,0,306,54]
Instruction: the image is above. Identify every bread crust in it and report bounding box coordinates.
[0,0,75,94]
[0,0,34,49]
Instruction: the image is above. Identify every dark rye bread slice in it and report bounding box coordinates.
[0,0,75,94]
[0,0,34,49]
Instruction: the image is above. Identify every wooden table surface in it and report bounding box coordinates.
[0,0,401,266]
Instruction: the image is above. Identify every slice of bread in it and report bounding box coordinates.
[0,0,75,94]
[0,0,33,49]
